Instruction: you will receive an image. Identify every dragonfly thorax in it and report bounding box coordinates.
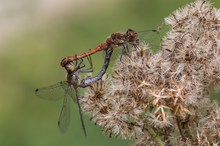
[64,61,80,87]
[106,33,126,48]
[66,72,79,87]
[105,29,139,48]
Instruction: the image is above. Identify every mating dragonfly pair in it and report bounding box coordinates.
[35,27,162,136]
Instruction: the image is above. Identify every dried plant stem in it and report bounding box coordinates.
[176,116,185,141]
[145,125,165,146]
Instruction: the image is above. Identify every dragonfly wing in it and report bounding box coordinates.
[35,81,68,101]
[68,88,77,103]
[60,84,77,103]
[138,25,168,51]
[138,29,161,51]
[58,95,71,133]
[60,87,87,136]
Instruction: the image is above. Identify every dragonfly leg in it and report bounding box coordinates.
[80,68,93,73]
[133,39,139,48]
[120,43,129,61]
[77,59,86,70]
[79,55,93,73]
[86,54,93,72]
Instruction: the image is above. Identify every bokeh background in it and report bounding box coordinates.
[1,0,220,146]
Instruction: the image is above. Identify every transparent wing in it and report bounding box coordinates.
[138,25,169,51]
[57,94,71,133]
[138,29,162,51]
[35,81,69,101]
[60,86,87,136]
[61,84,77,103]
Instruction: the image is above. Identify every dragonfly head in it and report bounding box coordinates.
[64,61,76,73]
[126,29,138,43]
[60,58,68,68]
[61,57,76,67]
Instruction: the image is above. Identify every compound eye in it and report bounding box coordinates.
[126,29,137,37]
[60,58,68,67]
[126,29,133,35]
[133,31,137,36]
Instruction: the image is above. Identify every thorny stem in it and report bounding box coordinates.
[145,125,165,146]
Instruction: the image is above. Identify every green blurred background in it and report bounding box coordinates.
[1,0,219,146]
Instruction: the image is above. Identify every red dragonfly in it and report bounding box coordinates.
[60,27,162,67]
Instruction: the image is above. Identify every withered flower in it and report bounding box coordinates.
[81,0,220,145]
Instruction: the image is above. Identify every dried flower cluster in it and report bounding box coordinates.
[81,0,220,145]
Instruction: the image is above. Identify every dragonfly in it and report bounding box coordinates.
[35,48,113,135]
[60,26,163,67]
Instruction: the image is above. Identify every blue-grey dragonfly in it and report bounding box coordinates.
[35,49,113,135]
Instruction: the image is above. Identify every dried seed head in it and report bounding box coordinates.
[81,0,220,145]
[163,0,220,105]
